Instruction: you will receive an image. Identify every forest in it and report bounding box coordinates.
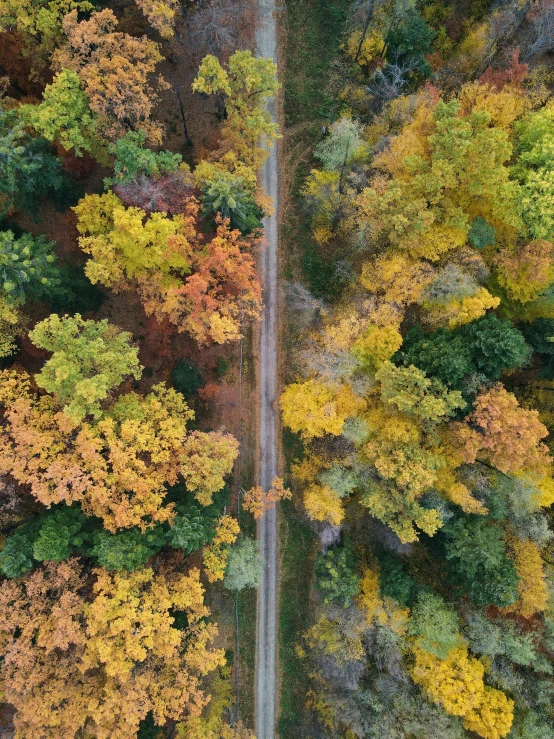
[3,0,554,737]
[279,0,554,737]
[0,0,282,736]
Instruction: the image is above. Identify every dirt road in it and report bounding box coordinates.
[255,0,279,737]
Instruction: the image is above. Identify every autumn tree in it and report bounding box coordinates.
[496,240,554,304]
[412,645,514,738]
[512,101,554,240]
[242,476,292,520]
[450,384,550,474]
[74,192,262,344]
[376,361,465,425]
[355,100,521,260]
[20,70,101,158]
[193,50,278,157]
[0,369,238,530]
[53,9,165,144]
[29,314,142,423]
[0,560,224,738]
[280,379,364,439]
[134,0,179,38]
[504,536,549,618]
[203,514,240,582]
[0,0,92,77]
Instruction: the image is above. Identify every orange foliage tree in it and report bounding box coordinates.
[449,384,550,474]
[0,369,238,531]
[0,560,224,738]
[53,9,165,143]
[242,476,292,520]
[74,193,262,344]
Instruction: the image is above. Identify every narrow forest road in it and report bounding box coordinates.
[255,0,279,737]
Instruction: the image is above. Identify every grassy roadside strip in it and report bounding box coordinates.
[235,326,258,728]
[277,0,350,735]
[278,473,316,737]
[282,0,351,302]
[277,0,349,734]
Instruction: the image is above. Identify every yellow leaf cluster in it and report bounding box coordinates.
[353,324,403,372]
[345,28,384,66]
[463,688,515,739]
[203,515,240,583]
[134,0,177,38]
[360,254,435,306]
[425,287,500,329]
[535,474,554,507]
[496,240,554,304]
[303,484,345,526]
[458,82,529,130]
[504,537,548,618]
[180,431,239,506]
[0,561,224,738]
[412,646,514,737]
[305,615,365,664]
[358,564,409,635]
[280,379,365,439]
[406,224,467,261]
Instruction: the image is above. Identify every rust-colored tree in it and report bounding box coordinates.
[53,9,165,143]
[74,192,262,344]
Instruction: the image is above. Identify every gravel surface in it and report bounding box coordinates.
[255,1,279,736]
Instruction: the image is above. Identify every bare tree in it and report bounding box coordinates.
[524,0,554,60]
[186,0,255,59]
[319,524,342,551]
[365,55,423,104]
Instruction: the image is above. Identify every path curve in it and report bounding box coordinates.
[255,0,279,737]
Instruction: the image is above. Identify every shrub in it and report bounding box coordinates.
[170,359,203,399]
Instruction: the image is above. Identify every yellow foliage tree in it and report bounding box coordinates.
[360,253,435,307]
[352,324,403,372]
[463,687,515,739]
[303,484,345,526]
[345,28,384,66]
[280,379,365,439]
[358,564,409,634]
[505,537,549,618]
[458,82,529,130]
[0,370,237,531]
[203,515,240,583]
[496,240,554,304]
[424,287,500,329]
[412,646,514,738]
[0,561,224,738]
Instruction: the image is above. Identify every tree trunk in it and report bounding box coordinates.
[353,0,377,64]
[176,89,194,146]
